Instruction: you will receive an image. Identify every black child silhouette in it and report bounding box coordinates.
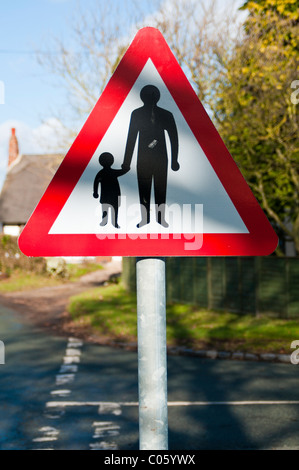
[93,152,127,228]
[122,85,179,228]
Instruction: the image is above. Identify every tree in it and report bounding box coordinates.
[37,0,148,144]
[37,0,242,143]
[214,0,299,254]
[149,0,243,107]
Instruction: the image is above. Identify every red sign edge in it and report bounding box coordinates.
[18,27,278,257]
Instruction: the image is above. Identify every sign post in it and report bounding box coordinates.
[136,257,168,450]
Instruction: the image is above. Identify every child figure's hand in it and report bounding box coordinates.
[122,163,130,172]
[93,192,99,199]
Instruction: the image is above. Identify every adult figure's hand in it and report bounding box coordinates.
[171,161,180,172]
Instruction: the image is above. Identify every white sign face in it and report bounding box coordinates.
[49,59,248,237]
[19,27,278,258]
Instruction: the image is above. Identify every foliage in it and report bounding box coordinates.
[37,0,162,144]
[68,282,299,354]
[0,261,103,292]
[214,0,299,253]
[241,0,299,18]
[0,272,62,292]
[151,0,242,107]
[66,262,103,280]
[68,283,138,343]
[46,259,102,280]
[0,235,46,276]
[0,235,103,288]
[37,0,242,146]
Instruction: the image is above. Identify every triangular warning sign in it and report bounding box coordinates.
[18,27,278,257]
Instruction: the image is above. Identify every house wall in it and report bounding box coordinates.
[3,225,21,237]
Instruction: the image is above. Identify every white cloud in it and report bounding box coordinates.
[139,0,247,28]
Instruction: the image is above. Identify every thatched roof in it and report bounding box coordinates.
[0,154,63,225]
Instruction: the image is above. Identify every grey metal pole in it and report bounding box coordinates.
[136,257,168,450]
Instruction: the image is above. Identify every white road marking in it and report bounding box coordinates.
[65,348,82,357]
[98,403,122,416]
[50,390,71,398]
[32,337,83,448]
[46,400,299,408]
[89,442,118,450]
[90,422,120,451]
[32,427,60,443]
[55,374,75,386]
[68,339,83,348]
[63,356,80,364]
[39,426,60,434]
[32,437,58,443]
[92,421,120,439]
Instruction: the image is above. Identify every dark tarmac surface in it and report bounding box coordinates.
[1,303,299,450]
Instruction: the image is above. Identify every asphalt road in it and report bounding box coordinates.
[1,302,299,450]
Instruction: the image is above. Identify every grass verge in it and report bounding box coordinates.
[0,263,102,293]
[0,271,62,292]
[67,283,299,354]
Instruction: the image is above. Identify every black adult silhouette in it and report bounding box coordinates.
[122,85,179,228]
[93,152,127,228]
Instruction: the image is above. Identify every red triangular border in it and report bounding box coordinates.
[18,27,278,257]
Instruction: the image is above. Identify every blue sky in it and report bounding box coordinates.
[0,0,77,126]
[0,0,82,187]
[0,0,245,190]
[0,0,160,188]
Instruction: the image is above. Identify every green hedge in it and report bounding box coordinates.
[122,257,299,319]
[0,235,46,276]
